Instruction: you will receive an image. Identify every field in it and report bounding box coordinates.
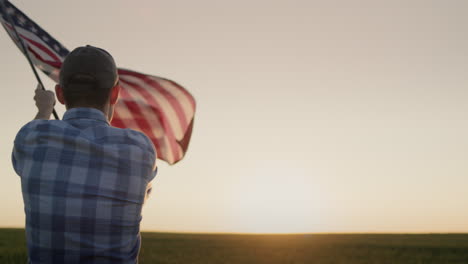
[1,229,468,263]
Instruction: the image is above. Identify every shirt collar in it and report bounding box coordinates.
[63,107,110,125]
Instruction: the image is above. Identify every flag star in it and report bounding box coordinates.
[18,15,26,26]
[6,7,15,15]
[30,26,38,33]
[53,44,60,52]
[42,35,49,42]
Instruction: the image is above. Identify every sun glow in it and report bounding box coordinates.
[230,161,327,233]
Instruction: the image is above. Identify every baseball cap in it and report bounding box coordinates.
[60,45,118,90]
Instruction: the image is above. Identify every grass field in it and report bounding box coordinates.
[1,229,468,263]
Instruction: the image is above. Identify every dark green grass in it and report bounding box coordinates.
[1,228,468,264]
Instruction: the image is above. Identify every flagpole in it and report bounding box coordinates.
[0,0,59,120]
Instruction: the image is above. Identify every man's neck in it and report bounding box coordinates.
[66,104,112,122]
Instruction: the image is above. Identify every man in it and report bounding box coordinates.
[12,45,157,263]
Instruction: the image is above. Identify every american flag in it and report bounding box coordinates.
[0,0,196,164]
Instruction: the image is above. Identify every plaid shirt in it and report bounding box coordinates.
[12,108,157,264]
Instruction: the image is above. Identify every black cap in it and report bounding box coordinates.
[60,45,118,89]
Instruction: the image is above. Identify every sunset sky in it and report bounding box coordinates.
[1,0,468,233]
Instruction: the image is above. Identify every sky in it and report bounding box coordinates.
[1,0,468,233]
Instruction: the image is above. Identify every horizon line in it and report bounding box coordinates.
[1,226,467,235]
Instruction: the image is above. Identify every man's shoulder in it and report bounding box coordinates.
[14,119,67,142]
[15,119,154,153]
[98,126,157,172]
[19,119,65,130]
[108,127,156,156]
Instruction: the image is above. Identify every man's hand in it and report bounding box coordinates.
[34,84,56,120]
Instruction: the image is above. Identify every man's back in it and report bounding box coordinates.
[12,108,157,264]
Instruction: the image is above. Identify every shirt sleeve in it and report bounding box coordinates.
[123,128,158,204]
[138,131,157,181]
[11,146,22,176]
[144,166,157,204]
[136,131,157,203]
[144,180,153,204]
[11,121,38,177]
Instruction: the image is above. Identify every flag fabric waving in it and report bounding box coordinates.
[115,69,195,164]
[0,0,196,164]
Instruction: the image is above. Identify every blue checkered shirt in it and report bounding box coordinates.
[12,108,157,264]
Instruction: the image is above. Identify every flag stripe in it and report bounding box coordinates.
[160,77,196,112]
[118,78,181,163]
[119,73,185,138]
[22,35,61,63]
[118,93,162,153]
[116,81,169,158]
[113,89,171,162]
[152,77,196,119]
[2,21,63,63]
[118,80,165,138]
[119,70,189,135]
[2,21,62,81]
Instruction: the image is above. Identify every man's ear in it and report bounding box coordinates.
[110,84,120,105]
[55,84,66,105]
